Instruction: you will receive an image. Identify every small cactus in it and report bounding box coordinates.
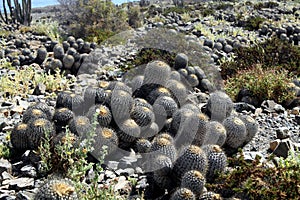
[170,187,196,200]
[181,170,206,197]
[223,116,247,149]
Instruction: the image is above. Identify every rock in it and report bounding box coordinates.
[291,107,300,115]
[0,159,12,174]
[16,191,35,200]
[276,127,290,139]
[242,151,264,162]
[32,83,46,95]
[3,177,34,190]
[234,102,256,113]
[269,139,280,152]
[272,138,295,158]
[174,53,188,70]
[2,171,14,180]
[114,176,130,192]
[115,168,135,177]
[20,165,37,178]
[261,100,285,113]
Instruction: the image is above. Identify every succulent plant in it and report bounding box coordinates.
[206,91,234,123]
[187,74,199,87]
[143,60,171,86]
[10,123,29,150]
[151,137,177,162]
[181,170,206,197]
[140,122,159,138]
[198,191,222,200]
[117,119,140,143]
[172,145,208,185]
[166,79,188,106]
[34,178,78,200]
[239,114,258,144]
[174,53,189,70]
[68,116,92,139]
[202,144,227,183]
[27,118,55,149]
[130,105,155,127]
[53,107,74,132]
[146,86,172,105]
[92,127,118,159]
[133,98,153,110]
[63,54,75,69]
[29,102,53,120]
[205,121,227,147]
[86,104,112,127]
[107,81,132,95]
[53,44,65,60]
[22,108,48,124]
[223,116,247,149]
[130,75,144,93]
[170,187,196,200]
[110,89,134,122]
[136,138,152,153]
[152,154,174,190]
[153,96,178,118]
[35,47,47,65]
[170,108,194,135]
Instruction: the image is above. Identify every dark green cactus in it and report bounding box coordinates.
[170,187,196,200]
[181,170,206,197]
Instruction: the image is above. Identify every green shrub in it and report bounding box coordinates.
[221,37,300,78]
[207,149,300,199]
[58,0,129,43]
[224,65,295,105]
[244,16,266,31]
[163,6,192,15]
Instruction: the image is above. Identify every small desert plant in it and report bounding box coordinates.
[224,65,295,105]
[0,133,11,159]
[207,149,300,199]
[221,37,300,78]
[30,19,61,41]
[244,16,266,31]
[0,67,75,99]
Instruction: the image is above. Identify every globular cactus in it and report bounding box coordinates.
[10,123,29,150]
[205,121,227,147]
[170,108,194,135]
[117,119,140,143]
[170,70,181,81]
[53,107,74,132]
[206,91,233,123]
[130,105,155,127]
[172,145,208,185]
[174,53,189,70]
[239,114,258,145]
[187,74,199,87]
[34,178,78,200]
[202,144,227,183]
[68,116,92,139]
[192,113,209,147]
[222,116,247,149]
[143,60,171,86]
[27,118,55,149]
[152,155,174,191]
[170,187,196,200]
[146,86,172,105]
[108,81,132,95]
[60,92,84,114]
[92,127,118,159]
[86,104,112,127]
[53,44,65,60]
[29,102,53,120]
[140,122,159,138]
[133,98,153,110]
[181,170,206,197]
[110,89,134,122]
[130,75,144,93]
[22,108,48,124]
[153,96,178,118]
[151,137,177,162]
[136,138,152,153]
[62,54,75,70]
[34,47,47,65]
[166,79,188,106]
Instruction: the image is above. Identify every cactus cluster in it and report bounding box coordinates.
[9,53,259,199]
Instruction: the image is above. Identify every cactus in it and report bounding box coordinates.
[140,122,159,138]
[68,116,92,139]
[199,191,222,200]
[205,121,227,147]
[22,108,48,124]
[153,96,178,118]
[130,105,155,127]
[239,114,258,144]
[223,116,247,149]
[166,79,188,106]
[143,60,171,86]
[0,0,32,26]
[174,53,188,70]
[181,170,206,197]
[92,127,118,158]
[202,144,227,183]
[170,188,196,200]
[151,137,177,162]
[34,178,78,200]
[53,107,74,132]
[172,145,208,185]
[27,118,55,149]
[146,86,172,105]
[206,91,233,123]
[152,155,174,190]
[136,138,152,153]
[110,89,134,122]
[86,104,112,127]
[117,119,140,143]
[10,123,29,150]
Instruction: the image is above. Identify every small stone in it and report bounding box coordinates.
[276,127,290,139]
[114,176,129,192]
[3,177,34,190]
[32,83,46,95]
[0,159,12,174]
[242,151,264,162]
[269,139,280,151]
[16,191,35,200]
[20,165,37,178]
[273,138,295,158]
[291,107,300,115]
[2,171,13,180]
